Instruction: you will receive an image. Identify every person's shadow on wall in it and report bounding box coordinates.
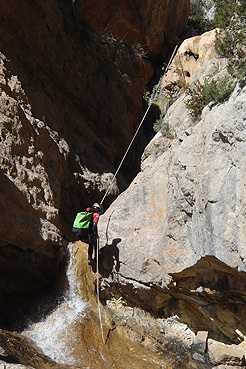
[97,238,121,277]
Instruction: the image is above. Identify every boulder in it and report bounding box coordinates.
[208,339,246,366]
[192,331,208,355]
[162,29,228,90]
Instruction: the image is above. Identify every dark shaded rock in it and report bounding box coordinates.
[0,0,157,323]
[73,0,190,59]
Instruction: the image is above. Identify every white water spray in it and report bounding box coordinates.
[23,243,87,365]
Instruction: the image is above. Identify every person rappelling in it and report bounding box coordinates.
[70,43,179,345]
[72,203,103,265]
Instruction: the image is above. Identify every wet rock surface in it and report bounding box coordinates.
[0,242,199,369]
[0,329,78,369]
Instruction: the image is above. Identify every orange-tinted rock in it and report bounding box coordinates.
[0,0,153,316]
[74,0,190,59]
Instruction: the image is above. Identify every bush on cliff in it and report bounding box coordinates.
[190,0,246,79]
[153,112,174,138]
[214,0,246,79]
[186,0,245,119]
[185,76,236,119]
[188,0,214,34]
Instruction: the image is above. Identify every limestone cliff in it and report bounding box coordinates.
[99,31,246,367]
[0,0,189,329]
[1,9,246,366]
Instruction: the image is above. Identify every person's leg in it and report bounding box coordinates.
[93,239,98,260]
[88,243,93,264]
[88,234,93,264]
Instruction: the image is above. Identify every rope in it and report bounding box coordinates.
[105,210,114,244]
[96,238,104,342]
[100,43,179,207]
[165,44,179,73]
[100,102,152,205]
[96,43,179,341]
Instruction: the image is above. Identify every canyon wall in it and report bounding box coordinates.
[99,31,246,366]
[0,0,189,333]
[1,1,246,367]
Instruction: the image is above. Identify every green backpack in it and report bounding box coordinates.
[72,211,92,233]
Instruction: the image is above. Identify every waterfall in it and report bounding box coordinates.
[23,243,87,365]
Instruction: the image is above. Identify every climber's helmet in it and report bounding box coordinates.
[92,203,103,214]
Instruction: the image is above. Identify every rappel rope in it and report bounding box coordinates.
[100,102,152,206]
[165,43,179,74]
[96,100,153,343]
[96,42,179,344]
[96,238,104,342]
[100,43,178,207]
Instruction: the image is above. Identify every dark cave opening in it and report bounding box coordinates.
[0,243,68,332]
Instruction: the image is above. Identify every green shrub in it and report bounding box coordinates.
[213,0,245,28]
[188,0,214,34]
[144,77,174,138]
[143,78,163,105]
[185,76,236,119]
[153,112,174,138]
[214,0,246,79]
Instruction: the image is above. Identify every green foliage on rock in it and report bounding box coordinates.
[213,0,245,28]
[144,79,174,138]
[189,0,246,79]
[188,0,214,34]
[185,76,236,119]
[153,112,174,138]
[143,78,163,105]
[186,0,245,119]
[214,0,246,79]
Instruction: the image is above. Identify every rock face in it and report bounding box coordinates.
[162,29,228,90]
[208,339,246,367]
[99,35,246,347]
[6,1,246,368]
[0,243,200,369]
[0,0,189,327]
[74,0,190,59]
[97,31,246,363]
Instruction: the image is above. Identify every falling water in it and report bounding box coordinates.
[23,243,87,365]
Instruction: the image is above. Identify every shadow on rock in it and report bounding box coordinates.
[94,238,121,277]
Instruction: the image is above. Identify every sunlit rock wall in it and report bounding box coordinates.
[99,33,246,344]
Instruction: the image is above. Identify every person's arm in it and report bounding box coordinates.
[92,212,99,238]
